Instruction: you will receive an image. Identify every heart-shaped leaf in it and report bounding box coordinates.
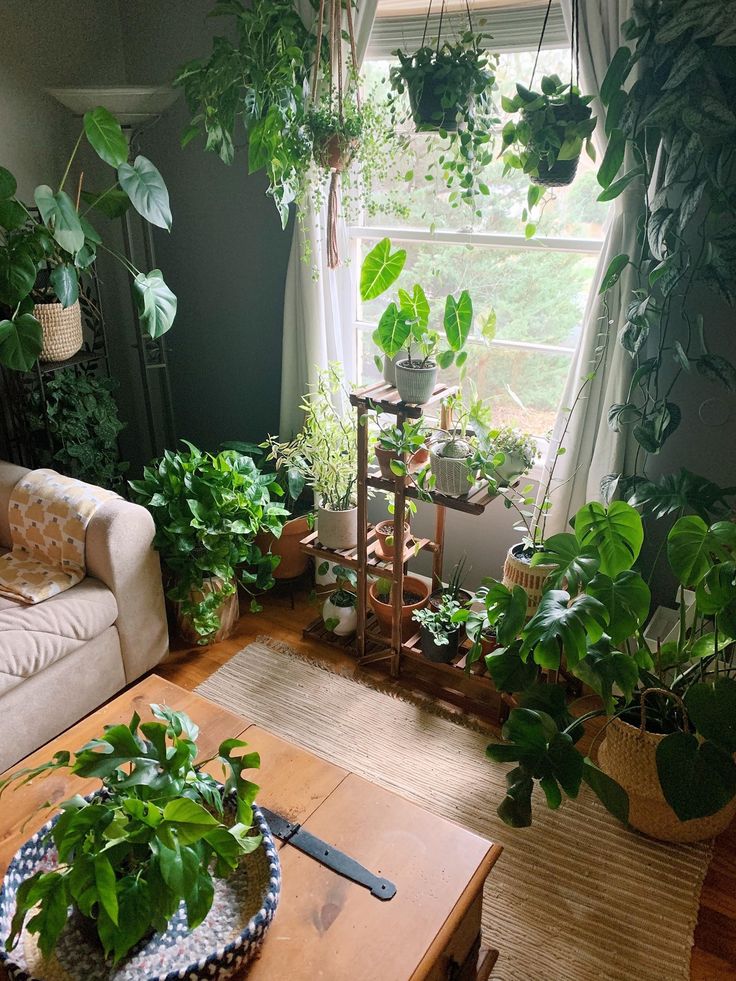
[582,758,629,824]
[118,156,172,230]
[375,301,412,358]
[34,185,85,253]
[0,166,17,200]
[0,314,43,371]
[0,198,27,231]
[398,284,429,327]
[443,290,472,352]
[84,106,129,167]
[80,187,132,219]
[359,238,406,301]
[0,246,36,306]
[685,678,736,754]
[656,731,736,821]
[133,269,177,337]
[50,263,79,308]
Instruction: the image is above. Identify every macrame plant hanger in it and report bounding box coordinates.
[529,0,580,95]
[311,0,360,269]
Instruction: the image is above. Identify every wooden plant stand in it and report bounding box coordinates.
[300,379,511,725]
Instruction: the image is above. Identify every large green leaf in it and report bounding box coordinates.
[84,106,129,167]
[600,46,631,106]
[484,645,538,693]
[80,187,132,219]
[34,185,85,253]
[686,678,736,754]
[587,570,651,644]
[0,198,27,231]
[696,561,736,621]
[574,639,639,713]
[574,501,643,576]
[667,515,736,586]
[520,589,609,669]
[50,263,79,307]
[375,301,412,358]
[481,580,528,646]
[533,533,599,592]
[94,854,119,926]
[133,269,177,337]
[0,166,17,199]
[161,798,220,844]
[359,238,406,301]
[0,314,43,371]
[117,155,172,230]
[443,290,472,352]
[582,758,629,824]
[0,246,36,306]
[398,283,429,328]
[656,731,736,821]
[598,253,629,294]
[597,128,625,188]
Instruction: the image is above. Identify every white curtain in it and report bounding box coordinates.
[279,0,379,438]
[541,0,640,533]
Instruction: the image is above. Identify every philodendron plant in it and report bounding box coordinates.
[457,499,736,829]
[0,705,262,963]
[0,106,176,371]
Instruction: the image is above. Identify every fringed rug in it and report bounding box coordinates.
[196,639,713,981]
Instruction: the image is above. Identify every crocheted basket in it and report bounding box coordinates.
[502,546,555,617]
[0,795,281,981]
[34,302,83,363]
[530,155,579,188]
[598,694,736,843]
[429,444,474,497]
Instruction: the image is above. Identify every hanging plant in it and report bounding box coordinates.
[177,0,408,269]
[388,14,499,214]
[596,0,736,464]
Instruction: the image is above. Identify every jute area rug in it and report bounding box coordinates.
[196,639,712,981]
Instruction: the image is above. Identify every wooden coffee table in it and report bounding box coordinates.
[0,676,502,980]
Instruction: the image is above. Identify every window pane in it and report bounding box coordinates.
[358,238,593,349]
[363,47,607,239]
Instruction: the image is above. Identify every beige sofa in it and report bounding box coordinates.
[0,461,168,772]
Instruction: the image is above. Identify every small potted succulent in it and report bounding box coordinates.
[373,498,416,561]
[322,565,358,636]
[0,705,279,973]
[369,575,431,640]
[413,593,464,662]
[130,443,288,645]
[501,75,595,188]
[485,426,538,484]
[265,366,358,550]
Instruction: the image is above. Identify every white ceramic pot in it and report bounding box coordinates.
[315,558,339,586]
[322,596,357,636]
[493,450,528,484]
[317,503,358,550]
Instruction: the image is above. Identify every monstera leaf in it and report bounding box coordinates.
[587,570,651,645]
[520,589,609,670]
[667,515,736,587]
[480,579,528,646]
[573,501,643,576]
[532,533,599,592]
[574,638,639,713]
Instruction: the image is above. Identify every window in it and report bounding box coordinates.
[349,37,608,436]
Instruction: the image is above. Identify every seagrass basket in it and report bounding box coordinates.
[502,545,555,617]
[598,689,736,843]
[34,300,83,362]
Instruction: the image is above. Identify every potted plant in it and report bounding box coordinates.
[413,593,464,662]
[130,443,288,645]
[307,97,362,174]
[373,416,429,482]
[475,499,736,843]
[322,564,358,637]
[388,31,498,210]
[369,575,431,640]
[374,516,411,561]
[265,366,358,550]
[501,75,595,188]
[0,106,176,372]
[360,239,474,405]
[429,432,476,497]
[485,425,538,484]
[0,704,279,971]
[24,367,127,489]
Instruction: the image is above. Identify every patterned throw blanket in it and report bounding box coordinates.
[0,469,118,604]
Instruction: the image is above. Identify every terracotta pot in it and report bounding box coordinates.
[374,519,410,560]
[598,717,736,843]
[375,444,429,483]
[502,543,555,617]
[369,575,430,640]
[317,504,358,550]
[313,133,359,172]
[176,576,239,646]
[255,515,310,580]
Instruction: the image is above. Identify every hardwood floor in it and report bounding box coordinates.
[154,583,736,980]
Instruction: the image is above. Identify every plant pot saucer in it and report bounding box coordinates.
[0,798,280,981]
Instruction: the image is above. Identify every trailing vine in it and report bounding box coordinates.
[596,0,736,468]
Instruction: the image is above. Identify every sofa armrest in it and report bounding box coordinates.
[86,498,168,682]
[0,461,28,548]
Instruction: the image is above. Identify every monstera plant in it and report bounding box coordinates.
[458,498,736,841]
[0,106,176,371]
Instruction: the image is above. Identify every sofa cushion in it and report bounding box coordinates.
[0,577,118,697]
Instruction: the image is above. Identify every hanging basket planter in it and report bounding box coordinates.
[530,154,580,188]
[407,71,474,132]
[34,300,83,363]
[312,132,360,173]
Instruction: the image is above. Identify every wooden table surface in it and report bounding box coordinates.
[0,675,502,981]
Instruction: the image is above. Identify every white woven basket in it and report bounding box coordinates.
[34,301,83,362]
[502,545,555,617]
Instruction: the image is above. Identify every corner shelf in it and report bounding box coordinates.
[299,378,510,726]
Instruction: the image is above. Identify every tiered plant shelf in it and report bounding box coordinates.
[300,379,511,724]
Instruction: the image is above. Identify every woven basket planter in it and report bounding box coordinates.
[598,716,736,843]
[429,442,474,497]
[34,301,83,362]
[502,545,555,617]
